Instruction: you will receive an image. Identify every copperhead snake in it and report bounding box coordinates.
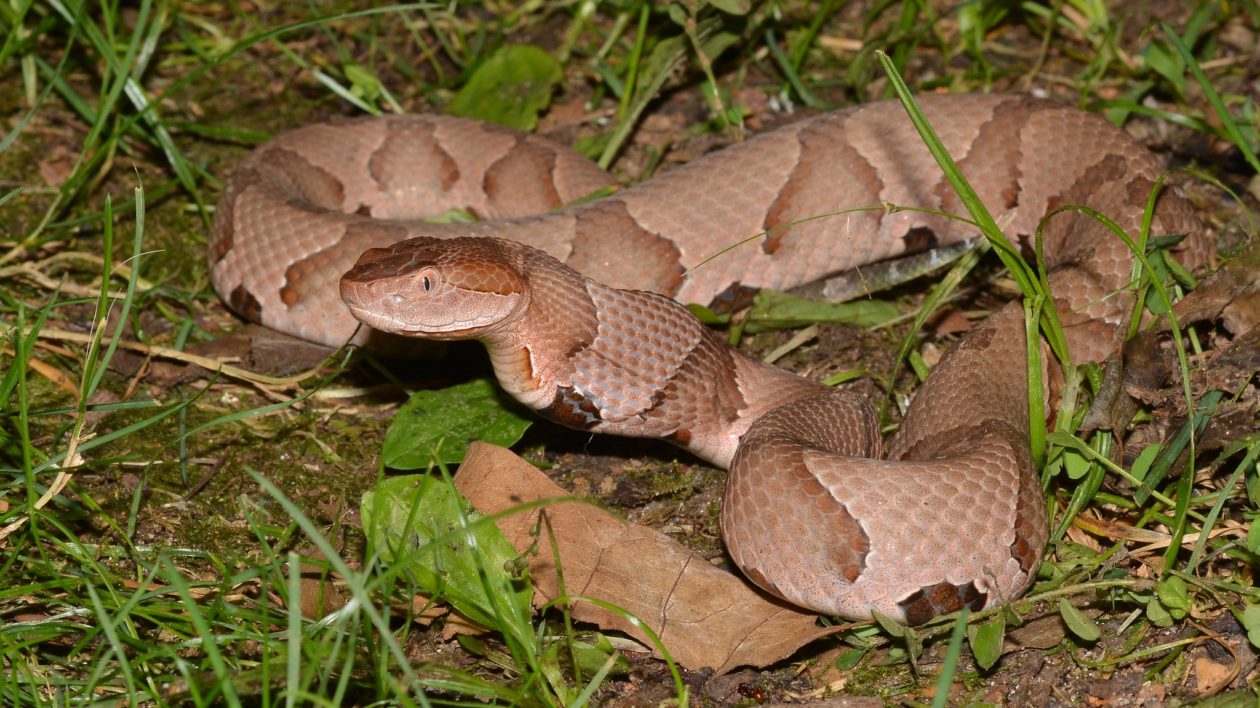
[211,93,1213,623]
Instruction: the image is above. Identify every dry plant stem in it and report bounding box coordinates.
[0,251,154,298]
[1072,515,1248,551]
[27,327,330,390]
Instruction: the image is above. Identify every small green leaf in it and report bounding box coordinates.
[687,302,731,325]
[564,635,631,677]
[361,474,532,627]
[1047,433,1098,480]
[1057,599,1101,642]
[1129,443,1162,484]
[1063,448,1093,480]
[446,44,563,131]
[424,206,479,224]
[343,62,382,102]
[1143,285,1171,315]
[1142,39,1186,94]
[872,611,907,638]
[967,614,1006,670]
[908,349,930,382]
[821,368,868,386]
[1242,519,1260,554]
[456,633,488,656]
[666,3,688,25]
[1155,575,1191,619]
[833,647,866,670]
[702,30,744,66]
[1146,596,1173,628]
[382,378,532,470]
[1163,251,1197,288]
[1242,605,1260,649]
[706,0,751,14]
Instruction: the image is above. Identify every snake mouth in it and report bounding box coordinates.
[342,300,481,339]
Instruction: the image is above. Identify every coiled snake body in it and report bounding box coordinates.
[212,94,1212,623]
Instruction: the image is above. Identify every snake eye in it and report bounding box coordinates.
[418,267,438,293]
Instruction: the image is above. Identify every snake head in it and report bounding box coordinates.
[340,236,528,339]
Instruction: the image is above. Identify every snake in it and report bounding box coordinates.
[211,93,1213,623]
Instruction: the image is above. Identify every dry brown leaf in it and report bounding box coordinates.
[1198,325,1260,395]
[409,594,448,624]
[37,143,75,187]
[1174,236,1260,335]
[1003,613,1068,651]
[1194,656,1234,695]
[454,442,838,674]
[441,611,490,641]
[290,562,348,620]
[2,348,78,395]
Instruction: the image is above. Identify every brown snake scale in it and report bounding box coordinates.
[212,94,1213,623]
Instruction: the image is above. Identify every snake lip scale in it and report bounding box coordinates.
[214,93,1214,624]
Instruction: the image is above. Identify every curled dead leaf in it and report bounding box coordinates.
[454,442,839,674]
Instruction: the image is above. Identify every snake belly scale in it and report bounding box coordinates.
[212,93,1213,623]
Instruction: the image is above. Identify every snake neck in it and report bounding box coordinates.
[476,244,830,467]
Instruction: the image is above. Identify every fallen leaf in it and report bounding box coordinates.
[37,143,75,187]
[3,348,78,395]
[1004,613,1067,651]
[1193,656,1233,695]
[440,611,490,641]
[290,561,348,620]
[1196,325,1260,396]
[930,309,973,337]
[1135,683,1166,704]
[1174,236,1260,336]
[454,442,838,674]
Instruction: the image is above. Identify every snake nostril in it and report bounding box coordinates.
[388,293,404,305]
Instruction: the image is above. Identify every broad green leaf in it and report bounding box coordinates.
[1142,39,1186,95]
[1129,443,1162,485]
[687,302,731,326]
[872,611,907,638]
[1062,448,1092,480]
[446,44,563,131]
[456,633,488,656]
[1247,519,1260,554]
[1243,605,1260,649]
[1146,596,1173,628]
[667,3,687,26]
[966,614,1006,670]
[743,290,899,333]
[638,31,689,97]
[1057,599,1101,642]
[544,634,631,677]
[706,0,751,15]
[1047,432,1096,480]
[833,647,866,670]
[382,378,532,470]
[1155,575,1191,619]
[908,349,930,382]
[361,474,531,627]
[701,29,743,64]
[344,62,382,102]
